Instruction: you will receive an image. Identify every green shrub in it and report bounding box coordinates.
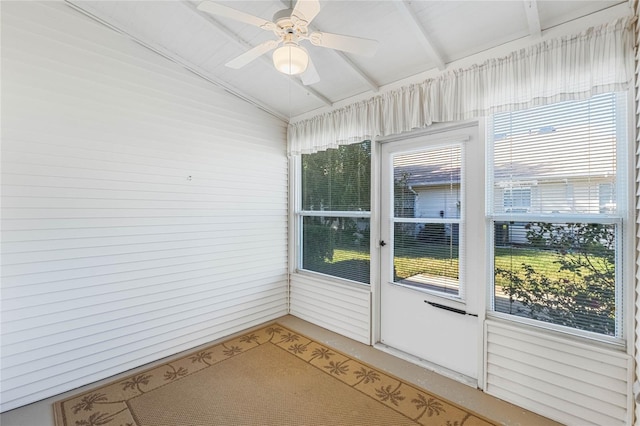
[495,222,616,335]
[302,219,335,267]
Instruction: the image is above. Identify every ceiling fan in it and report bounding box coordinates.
[197,0,379,85]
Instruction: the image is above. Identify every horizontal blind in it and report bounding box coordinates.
[301,141,371,212]
[392,145,463,297]
[300,141,371,284]
[488,92,627,338]
[490,93,622,218]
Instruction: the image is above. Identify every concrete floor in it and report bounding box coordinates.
[1,315,561,426]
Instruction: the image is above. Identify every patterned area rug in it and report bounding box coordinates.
[54,324,497,426]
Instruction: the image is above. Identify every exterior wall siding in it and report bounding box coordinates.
[634,0,640,423]
[1,1,288,411]
[290,274,371,344]
[485,320,633,425]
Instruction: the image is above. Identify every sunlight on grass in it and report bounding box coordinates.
[394,256,459,280]
[325,245,590,284]
[331,248,370,262]
[493,246,597,290]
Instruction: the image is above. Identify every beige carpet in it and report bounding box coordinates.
[54,324,497,426]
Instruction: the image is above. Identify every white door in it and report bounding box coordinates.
[378,125,484,383]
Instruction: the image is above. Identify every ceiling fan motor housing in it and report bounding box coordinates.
[273,8,309,37]
[273,8,293,23]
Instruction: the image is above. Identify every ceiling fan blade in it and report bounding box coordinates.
[198,1,274,29]
[309,32,378,57]
[291,0,321,24]
[301,56,320,85]
[226,40,280,69]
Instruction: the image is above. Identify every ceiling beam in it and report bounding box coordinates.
[64,0,290,122]
[392,0,445,71]
[523,0,542,38]
[278,0,379,92]
[181,1,332,107]
[332,51,379,92]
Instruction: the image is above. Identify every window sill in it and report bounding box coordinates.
[291,269,371,291]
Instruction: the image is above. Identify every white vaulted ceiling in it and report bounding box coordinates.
[65,0,630,121]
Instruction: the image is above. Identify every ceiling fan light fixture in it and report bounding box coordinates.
[272,44,309,75]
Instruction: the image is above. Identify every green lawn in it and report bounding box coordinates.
[493,247,569,288]
[324,245,585,284]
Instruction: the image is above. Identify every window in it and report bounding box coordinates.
[298,141,371,284]
[503,187,531,213]
[488,92,627,338]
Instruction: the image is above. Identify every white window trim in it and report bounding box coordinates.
[485,91,633,349]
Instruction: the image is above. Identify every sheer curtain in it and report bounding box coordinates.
[288,17,635,155]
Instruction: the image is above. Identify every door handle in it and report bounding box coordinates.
[379,240,386,247]
[425,301,478,317]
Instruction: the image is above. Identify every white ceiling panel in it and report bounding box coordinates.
[412,1,530,63]
[321,1,441,84]
[538,0,623,29]
[66,0,631,121]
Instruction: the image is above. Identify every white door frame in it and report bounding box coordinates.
[371,120,487,389]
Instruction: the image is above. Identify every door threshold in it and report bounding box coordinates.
[373,342,478,388]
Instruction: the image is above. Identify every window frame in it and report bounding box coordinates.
[294,142,373,287]
[485,91,632,347]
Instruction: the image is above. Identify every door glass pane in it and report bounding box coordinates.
[392,146,462,295]
[394,148,461,219]
[394,222,460,295]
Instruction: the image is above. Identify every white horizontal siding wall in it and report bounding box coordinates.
[1,1,288,411]
[635,0,640,422]
[485,320,633,425]
[634,2,640,424]
[290,274,371,344]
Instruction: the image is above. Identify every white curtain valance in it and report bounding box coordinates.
[288,16,635,155]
